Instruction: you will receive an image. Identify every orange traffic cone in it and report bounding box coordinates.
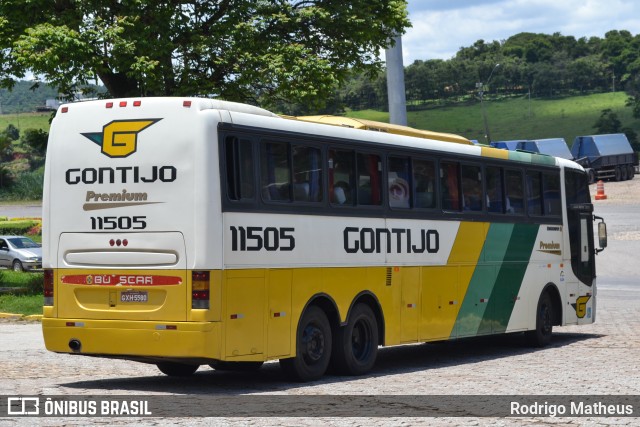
[595,180,607,200]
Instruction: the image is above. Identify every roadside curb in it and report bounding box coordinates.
[0,312,42,321]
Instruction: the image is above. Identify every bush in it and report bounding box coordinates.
[25,273,44,294]
[0,219,41,235]
[0,270,43,295]
[6,170,44,200]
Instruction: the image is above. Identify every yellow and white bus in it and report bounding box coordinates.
[42,98,607,381]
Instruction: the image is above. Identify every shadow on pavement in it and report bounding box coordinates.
[60,331,602,395]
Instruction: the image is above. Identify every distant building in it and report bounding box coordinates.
[45,98,62,110]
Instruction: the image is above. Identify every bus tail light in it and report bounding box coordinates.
[192,271,210,309]
[44,269,54,306]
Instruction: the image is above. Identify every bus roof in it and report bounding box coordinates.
[290,115,473,145]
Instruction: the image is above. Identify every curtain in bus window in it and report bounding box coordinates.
[441,162,460,210]
[505,169,524,214]
[461,164,482,211]
[413,159,436,209]
[292,145,322,202]
[261,142,291,201]
[356,153,381,205]
[309,148,321,202]
[388,157,411,208]
[543,172,561,215]
[329,149,355,205]
[486,166,504,213]
[526,171,542,216]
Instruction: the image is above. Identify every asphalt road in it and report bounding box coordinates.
[0,204,42,219]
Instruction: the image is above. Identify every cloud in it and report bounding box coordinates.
[402,0,640,63]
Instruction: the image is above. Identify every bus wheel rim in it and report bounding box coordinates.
[352,319,371,361]
[302,324,325,363]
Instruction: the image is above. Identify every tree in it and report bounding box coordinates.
[1,124,19,141]
[593,109,622,133]
[21,128,49,157]
[0,0,409,109]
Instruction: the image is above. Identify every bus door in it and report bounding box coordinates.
[564,169,595,325]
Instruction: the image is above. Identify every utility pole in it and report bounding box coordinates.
[477,64,500,144]
[385,35,407,126]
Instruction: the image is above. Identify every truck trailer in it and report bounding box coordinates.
[571,134,637,183]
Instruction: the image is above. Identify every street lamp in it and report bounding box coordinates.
[477,63,500,144]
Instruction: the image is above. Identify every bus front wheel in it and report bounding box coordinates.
[331,303,379,376]
[156,362,199,377]
[280,305,332,382]
[525,292,553,347]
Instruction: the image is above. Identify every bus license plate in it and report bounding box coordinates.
[120,291,148,303]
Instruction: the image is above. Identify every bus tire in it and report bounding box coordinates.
[209,361,263,372]
[525,292,553,347]
[332,303,379,376]
[156,362,199,376]
[280,305,332,382]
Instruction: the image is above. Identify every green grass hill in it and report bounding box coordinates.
[347,92,637,146]
[0,92,636,147]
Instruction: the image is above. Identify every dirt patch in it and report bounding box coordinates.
[589,177,640,204]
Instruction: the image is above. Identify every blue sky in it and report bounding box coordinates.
[400,0,640,63]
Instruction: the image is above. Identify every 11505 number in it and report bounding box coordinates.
[230,226,295,251]
[91,216,147,230]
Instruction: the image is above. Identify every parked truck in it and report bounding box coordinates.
[516,138,573,160]
[571,134,638,184]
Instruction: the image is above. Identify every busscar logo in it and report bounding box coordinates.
[82,119,161,158]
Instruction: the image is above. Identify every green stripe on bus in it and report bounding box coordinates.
[454,223,514,338]
[479,223,540,334]
[508,151,533,163]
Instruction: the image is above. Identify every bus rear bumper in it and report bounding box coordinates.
[42,318,221,362]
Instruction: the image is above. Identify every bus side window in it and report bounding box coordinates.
[440,161,460,211]
[526,171,543,216]
[292,145,323,202]
[505,169,524,214]
[388,156,411,209]
[357,153,382,206]
[486,166,504,213]
[413,159,436,209]
[225,136,255,201]
[461,164,482,211]
[543,172,561,216]
[329,149,355,205]
[261,142,291,202]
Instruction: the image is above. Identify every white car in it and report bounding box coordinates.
[0,236,43,272]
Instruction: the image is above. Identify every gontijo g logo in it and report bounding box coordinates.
[81,119,161,158]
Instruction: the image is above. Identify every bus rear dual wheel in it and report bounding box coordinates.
[280,304,379,381]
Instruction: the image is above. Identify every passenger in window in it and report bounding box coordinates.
[333,181,351,204]
[330,153,354,205]
[388,172,410,208]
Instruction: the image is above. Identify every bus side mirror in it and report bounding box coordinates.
[594,215,607,254]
